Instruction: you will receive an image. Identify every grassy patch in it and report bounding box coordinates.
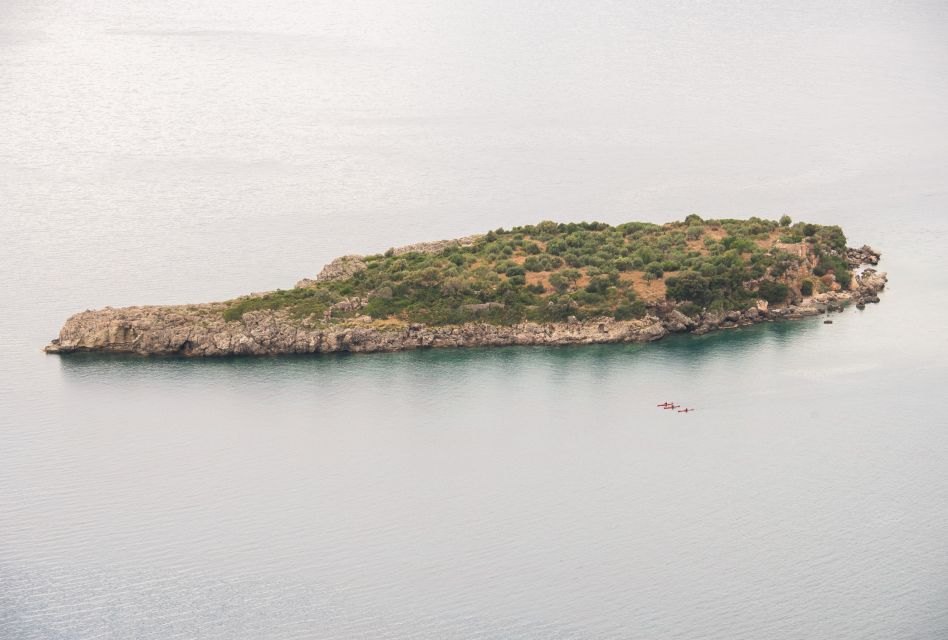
[222,288,332,322]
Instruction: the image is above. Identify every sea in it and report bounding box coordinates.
[1,1,947,637]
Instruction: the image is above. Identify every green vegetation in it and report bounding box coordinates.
[221,288,331,322]
[221,217,853,325]
[757,280,790,305]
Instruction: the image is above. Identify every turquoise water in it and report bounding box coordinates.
[2,1,948,638]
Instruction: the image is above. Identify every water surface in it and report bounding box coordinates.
[2,1,948,638]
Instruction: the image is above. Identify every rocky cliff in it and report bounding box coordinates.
[45,255,887,357]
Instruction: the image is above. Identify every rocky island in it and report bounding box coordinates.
[45,216,887,357]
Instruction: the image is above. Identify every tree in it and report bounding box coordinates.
[665,271,712,305]
[779,215,792,227]
[757,280,789,304]
[549,273,570,293]
[615,300,646,320]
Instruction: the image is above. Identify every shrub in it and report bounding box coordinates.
[757,280,789,304]
[815,225,847,251]
[585,276,611,294]
[665,271,712,305]
[816,254,852,288]
[614,300,647,320]
[365,296,403,319]
[800,279,813,296]
[523,254,563,272]
[677,302,702,317]
[615,257,635,272]
[549,273,570,293]
[835,268,852,289]
[645,262,664,278]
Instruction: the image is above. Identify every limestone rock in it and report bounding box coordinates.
[661,309,695,333]
[389,234,482,256]
[847,245,881,268]
[324,297,368,319]
[314,255,367,283]
[857,269,887,293]
[45,306,675,357]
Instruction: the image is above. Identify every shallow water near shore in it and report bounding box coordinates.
[3,0,948,638]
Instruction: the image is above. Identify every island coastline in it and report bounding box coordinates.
[45,218,887,357]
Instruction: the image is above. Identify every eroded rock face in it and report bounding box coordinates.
[304,255,368,285]
[662,309,696,333]
[45,309,670,356]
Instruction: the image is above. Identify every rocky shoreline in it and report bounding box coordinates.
[44,256,887,358]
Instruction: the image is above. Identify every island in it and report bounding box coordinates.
[45,216,887,357]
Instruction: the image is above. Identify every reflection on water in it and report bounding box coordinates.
[56,318,813,380]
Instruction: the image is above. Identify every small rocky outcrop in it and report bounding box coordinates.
[661,309,696,333]
[305,255,368,285]
[324,297,368,319]
[856,268,887,293]
[852,268,887,306]
[847,245,881,268]
[388,234,482,257]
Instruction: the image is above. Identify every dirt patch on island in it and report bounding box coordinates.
[525,271,550,290]
[620,270,675,302]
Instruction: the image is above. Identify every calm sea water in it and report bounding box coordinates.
[2,1,948,638]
